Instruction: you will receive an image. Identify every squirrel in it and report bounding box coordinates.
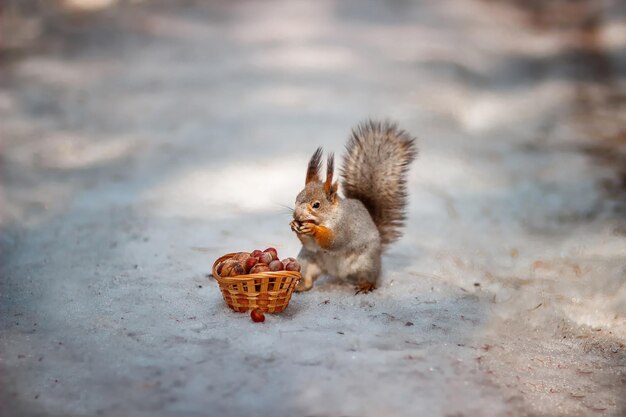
[289,119,417,293]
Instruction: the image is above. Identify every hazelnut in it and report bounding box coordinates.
[285,261,301,272]
[244,257,258,273]
[258,252,273,265]
[250,308,265,323]
[269,260,284,271]
[232,252,250,262]
[263,247,278,261]
[221,259,245,277]
[249,263,271,274]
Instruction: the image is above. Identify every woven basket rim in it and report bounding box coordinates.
[212,253,301,284]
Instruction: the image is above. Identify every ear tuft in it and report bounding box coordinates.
[306,147,323,184]
[329,181,339,203]
[324,153,335,194]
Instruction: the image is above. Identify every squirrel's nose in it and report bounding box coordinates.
[293,206,305,221]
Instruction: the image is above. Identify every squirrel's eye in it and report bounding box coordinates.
[312,201,320,209]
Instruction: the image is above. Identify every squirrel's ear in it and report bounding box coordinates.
[324,153,334,194]
[327,181,339,204]
[306,147,323,184]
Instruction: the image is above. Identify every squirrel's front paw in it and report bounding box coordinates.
[298,222,316,236]
[289,220,301,233]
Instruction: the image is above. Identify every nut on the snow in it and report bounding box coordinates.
[250,308,265,322]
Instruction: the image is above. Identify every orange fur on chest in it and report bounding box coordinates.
[311,225,333,249]
[298,224,334,249]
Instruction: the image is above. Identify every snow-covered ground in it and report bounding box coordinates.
[1,1,625,416]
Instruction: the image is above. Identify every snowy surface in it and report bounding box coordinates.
[1,1,625,416]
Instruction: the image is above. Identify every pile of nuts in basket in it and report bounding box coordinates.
[215,247,301,277]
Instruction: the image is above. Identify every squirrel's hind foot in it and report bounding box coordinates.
[354,282,376,295]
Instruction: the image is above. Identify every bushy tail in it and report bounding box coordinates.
[341,120,417,245]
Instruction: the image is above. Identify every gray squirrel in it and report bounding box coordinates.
[290,120,417,293]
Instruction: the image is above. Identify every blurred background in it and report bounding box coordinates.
[1,0,625,225]
[1,1,625,416]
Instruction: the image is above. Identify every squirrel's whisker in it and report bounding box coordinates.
[275,203,295,212]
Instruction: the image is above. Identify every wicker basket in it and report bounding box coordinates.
[212,253,301,313]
